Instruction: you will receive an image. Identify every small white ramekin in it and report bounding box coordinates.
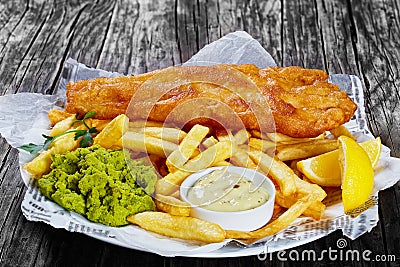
[180,166,276,231]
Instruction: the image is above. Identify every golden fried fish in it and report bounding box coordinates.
[66,65,357,138]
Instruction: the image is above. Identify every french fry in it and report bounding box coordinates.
[156,141,233,195]
[216,129,234,142]
[155,194,191,216]
[90,119,112,132]
[127,212,226,243]
[272,204,283,221]
[166,124,209,171]
[156,170,189,195]
[24,132,80,177]
[123,132,178,157]
[50,131,81,153]
[233,129,251,145]
[202,136,218,149]
[225,194,316,239]
[275,190,325,220]
[330,125,356,140]
[189,148,201,159]
[250,129,269,140]
[129,127,187,144]
[248,138,276,153]
[48,109,112,132]
[230,148,257,169]
[249,151,296,197]
[129,120,165,128]
[23,149,53,177]
[48,109,74,125]
[278,134,326,145]
[275,139,338,161]
[93,114,129,149]
[170,189,180,199]
[181,141,233,172]
[213,161,232,166]
[50,115,76,136]
[294,177,327,201]
[267,132,324,143]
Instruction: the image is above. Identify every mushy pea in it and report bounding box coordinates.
[38,145,156,226]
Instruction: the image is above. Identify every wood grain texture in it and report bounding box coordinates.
[0,0,398,266]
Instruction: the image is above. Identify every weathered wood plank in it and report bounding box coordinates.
[313,0,359,75]
[94,0,180,74]
[0,148,35,265]
[349,0,400,157]
[0,0,81,95]
[348,1,400,264]
[282,0,324,69]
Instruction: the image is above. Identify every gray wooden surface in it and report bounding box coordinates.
[0,0,399,266]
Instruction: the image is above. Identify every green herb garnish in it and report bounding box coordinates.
[19,111,99,154]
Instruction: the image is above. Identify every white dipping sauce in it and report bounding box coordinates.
[187,168,269,212]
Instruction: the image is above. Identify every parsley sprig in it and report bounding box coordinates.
[19,111,99,154]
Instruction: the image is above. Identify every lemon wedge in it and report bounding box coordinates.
[359,137,381,168]
[297,150,341,187]
[297,137,381,187]
[338,136,374,213]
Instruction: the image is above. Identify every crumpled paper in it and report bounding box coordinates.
[0,31,399,257]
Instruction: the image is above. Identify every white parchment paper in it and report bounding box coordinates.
[0,31,399,257]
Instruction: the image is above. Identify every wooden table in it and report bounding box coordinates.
[0,0,399,266]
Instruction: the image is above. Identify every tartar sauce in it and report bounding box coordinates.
[187,168,269,212]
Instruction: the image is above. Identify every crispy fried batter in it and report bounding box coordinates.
[66,65,357,138]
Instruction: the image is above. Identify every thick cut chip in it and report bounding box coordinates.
[24,132,80,177]
[136,127,187,144]
[267,132,325,145]
[225,194,315,240]
[249,151,296,197]
[233,129,251,145]
[129,120,164,128]
[48,109,74,125]
[23,149,54,177]
[215,129,233,142]
[127,212,226,243]
[202,136,218,149]
[156,141,233,195]
[166,124,209,171]
[275,139,338,161]
[156,170,189,195]
[181,141,233,172]
[230,148,257,169]
[275,190,325,220]
[213,161,232,166]
[250,130,269,140]
[294,177,327,201]
[50,115,76,136]
[89,119,112,132]
[94,114,129,149]
[155,194,191,216]
[123,131,178,157]
[248,138,276,153]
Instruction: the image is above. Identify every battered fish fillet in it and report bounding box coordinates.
[66,65,357,138]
